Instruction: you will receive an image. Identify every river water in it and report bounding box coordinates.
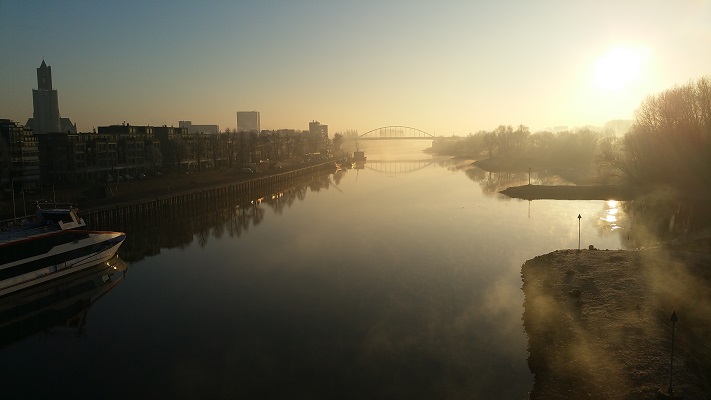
[0,141,627,399]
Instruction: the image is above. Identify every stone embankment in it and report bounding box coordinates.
[0,160,339,220]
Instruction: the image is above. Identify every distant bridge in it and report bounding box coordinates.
[359,126,434,140]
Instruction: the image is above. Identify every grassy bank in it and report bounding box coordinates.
[522,249,711,399]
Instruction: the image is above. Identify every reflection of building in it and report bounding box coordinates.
[0,119,40,191]
[26,61,76,135]
[237,111,260,133]
[179,120,219,135]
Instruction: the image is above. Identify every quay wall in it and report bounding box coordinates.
[81,161,337,229]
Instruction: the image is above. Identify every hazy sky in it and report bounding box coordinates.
[1,1,709,135]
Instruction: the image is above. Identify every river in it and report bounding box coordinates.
[0,141,627,399]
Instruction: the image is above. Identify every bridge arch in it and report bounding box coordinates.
[359,126,434,140]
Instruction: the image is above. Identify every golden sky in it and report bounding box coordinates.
[1,1,709,135]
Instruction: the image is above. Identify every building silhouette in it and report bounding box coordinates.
[179,120,219,135]
[26,61,76,135]
[236,111,260,133]
[0,119,40,191]
[309,120,328,139]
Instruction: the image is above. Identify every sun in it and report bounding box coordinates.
[594,46,648,91]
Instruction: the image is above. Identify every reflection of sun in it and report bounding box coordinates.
[600,200,622,230]
[594,47,648,91]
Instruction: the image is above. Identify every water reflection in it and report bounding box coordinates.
[11,144,705,398]
[0,255,127,348]
[365,159,434,175]
[458,164,572,196]
[621,197,711,249]
[602,200,619,227]
[452,160,711,248]
[88,171,342,262]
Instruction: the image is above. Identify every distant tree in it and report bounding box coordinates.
[341,129,359,139]
[483,131,497,159]
[151,146,163,170]
[512,125,530,155]
[332,133,343,152]
[528,131,555,158]
[168,135,190,170]
[306,129,323,153]
[248,131,259,163]
[598,76,711,188]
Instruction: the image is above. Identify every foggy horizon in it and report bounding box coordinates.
[2,1,709,134]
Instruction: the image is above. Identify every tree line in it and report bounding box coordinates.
[433,124,602,174]
[434,75,711,192]
[598,76,711,190]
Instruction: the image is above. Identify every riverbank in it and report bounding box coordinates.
[501,183,711,202]
[522,248,711,399]
[501,184,639,201]
[0,159,336,220]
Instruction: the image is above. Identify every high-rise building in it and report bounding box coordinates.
[309,120,328,139]
[30,61,60,134]
[26,61,76,134]
[236,111,260,133]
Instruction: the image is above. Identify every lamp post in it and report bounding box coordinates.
[668,311,678,396]
[528,167,531,185]
[11,179,16,220]
[577,214,582,250]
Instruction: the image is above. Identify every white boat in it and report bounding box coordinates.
[0,203,125,297]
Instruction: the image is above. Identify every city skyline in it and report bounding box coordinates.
[1,1,709,135]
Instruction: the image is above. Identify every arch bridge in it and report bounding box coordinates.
[359,126,434,140]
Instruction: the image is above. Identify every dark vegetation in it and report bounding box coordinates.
[431,125,604,183]
[598,77,711,191]
[434,76,711,195]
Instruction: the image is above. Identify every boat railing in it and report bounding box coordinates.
[0,215,45,243]
[35,201,77,210]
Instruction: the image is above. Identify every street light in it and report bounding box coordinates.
[577,214,582,250]
[668,311,678,396]
[528,167,531,185]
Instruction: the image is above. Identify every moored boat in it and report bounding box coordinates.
[353,150,367,162]
[0,254,128,347]
[0,203,125,297]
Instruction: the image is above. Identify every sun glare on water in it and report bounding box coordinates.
[594,46,649,91]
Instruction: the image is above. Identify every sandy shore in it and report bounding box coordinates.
[522,248,711,399]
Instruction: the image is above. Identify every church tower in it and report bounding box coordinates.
[31,60,61,134]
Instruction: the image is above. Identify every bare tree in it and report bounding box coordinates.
[598,76,711,188]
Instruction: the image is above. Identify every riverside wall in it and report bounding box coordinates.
[81,161,337,228]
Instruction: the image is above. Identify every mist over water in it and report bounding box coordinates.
[1,141,632,399]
